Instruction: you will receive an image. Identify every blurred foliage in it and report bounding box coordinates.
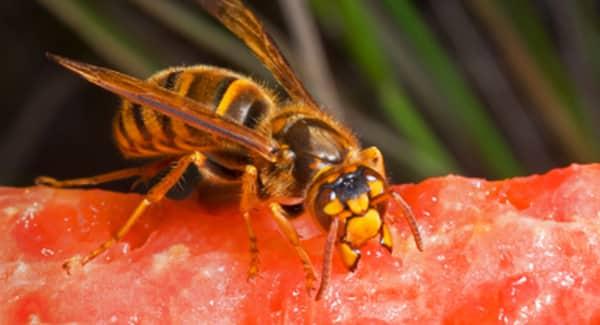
[3,0,600,185]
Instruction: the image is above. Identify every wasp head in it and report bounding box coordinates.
[310,165,394,271]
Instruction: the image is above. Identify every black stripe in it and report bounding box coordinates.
[162,71,185,140]
[131,103,151,141]
[137,94,276,159]
[212,76,236,108]
[158,113,175,140]
[163,71,181,90]
[204,158,244,180]
[117,111,135,149]
[243,99,268,129]
[183,71,205,100]
[185,123,202,137]
[133,163,201,200]
[282,204,305,218]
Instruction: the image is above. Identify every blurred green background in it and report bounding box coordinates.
[1,0,599,187]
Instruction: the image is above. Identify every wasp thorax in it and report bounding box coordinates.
[313,166,392,270]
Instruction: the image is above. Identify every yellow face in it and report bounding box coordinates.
[313,166,393,271]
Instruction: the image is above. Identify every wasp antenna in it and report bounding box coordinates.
[316,217,339,300]
[391,192,424,252]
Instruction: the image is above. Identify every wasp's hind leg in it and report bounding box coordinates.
[35,160,169,188]
[62,152,206,273]
[269,202,318,292]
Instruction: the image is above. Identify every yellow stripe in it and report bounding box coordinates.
[121,106,146,145]
[119,104,162,156]
[173,137,206,152]
[113,123,129,151]
[177,71,196,96]
[168,117,189,139]
[152,138,185,155]
[215,79,254,116]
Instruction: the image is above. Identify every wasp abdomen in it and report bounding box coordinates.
[113,66,275,159]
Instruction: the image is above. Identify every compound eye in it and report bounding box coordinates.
[314,189,344,230]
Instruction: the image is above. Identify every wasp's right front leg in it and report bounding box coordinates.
[269,202,318,292]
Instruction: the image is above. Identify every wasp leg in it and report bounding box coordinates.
[240,165,260,279]
[316,217,340,300]
[391,192,424,251]
[269,202,318,292]
[35,160,167,188]
[63,152,206,273]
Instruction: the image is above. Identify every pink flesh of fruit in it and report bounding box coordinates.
[1,164,600,323]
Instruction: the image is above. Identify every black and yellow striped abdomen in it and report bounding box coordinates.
[113,65,276,162]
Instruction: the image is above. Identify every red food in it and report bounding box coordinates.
[2,164,600,323]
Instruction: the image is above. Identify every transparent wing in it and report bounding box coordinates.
[200,0,320,108]
[48,53,278,162]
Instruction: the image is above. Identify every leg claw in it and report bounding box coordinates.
[305,269,318,293]
[35,176,59,187]
[247,258,260,281]
[62,255,83,275]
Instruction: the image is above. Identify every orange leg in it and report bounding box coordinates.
[316,217,340,300]
[240,165,260,279]
[63,152,206,273]
[391,192,424,251]
[269,202,318,292]
[35,160,168,188]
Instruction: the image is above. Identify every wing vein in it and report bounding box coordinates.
[47,53,278,162]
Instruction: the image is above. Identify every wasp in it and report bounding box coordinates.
[37,0,423,299]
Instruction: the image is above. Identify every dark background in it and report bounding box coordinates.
[1,0,599,189]
[1,1,124,187]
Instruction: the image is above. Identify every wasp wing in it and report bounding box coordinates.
[200,0,319,109]
[47,53,278,162]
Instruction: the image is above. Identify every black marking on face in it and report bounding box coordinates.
[326,167,370,202]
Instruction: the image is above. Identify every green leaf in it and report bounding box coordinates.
[383,0,524,177]
[39,0,162,76]
[314,0,458,175]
